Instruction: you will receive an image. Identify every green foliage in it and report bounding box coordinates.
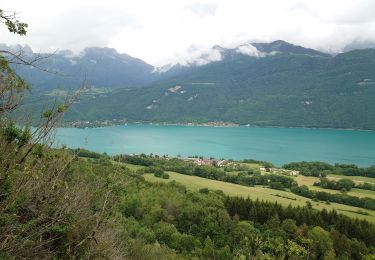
[315,177,355,191]
[151,167,165,177]
[2,144,375,258]
[2,123,31,147]
[42,109,53,118]
[48,49,375,130]
[0,9,28,35]
[161,172,170,179]
[284,161,375,178]
[119,154,297,190]
[1,12,374,256]
[199,187,210,194]
[308,227,334,259]
[202,236,215,259]
[269,181,285,190]
[72,148,106,159]
[291,185,375,210]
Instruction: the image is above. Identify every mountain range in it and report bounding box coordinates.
[5,40,375,129]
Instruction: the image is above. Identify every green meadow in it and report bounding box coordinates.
[144,171,375,222]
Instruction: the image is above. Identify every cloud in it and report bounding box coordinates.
[167,44,222,66]
[1,0,375,66]
[185,2,217,17]
[236,43,265,57]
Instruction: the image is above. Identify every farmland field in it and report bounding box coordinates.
[144,171,375,222]
[295,175,375,199]
[327,174,375,184]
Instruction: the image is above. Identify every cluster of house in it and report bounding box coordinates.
[259,167,299,176]
[184,158,226,167]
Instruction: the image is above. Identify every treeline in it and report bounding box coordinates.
[240,159,274,168]
[192,167,296,189]
[283,161,375,177]
[291,185,375,210]
[71,148,108,159]
[116,154,296,190]
[224,196,375,247]
[120,154,375,210]
[314,177,375,191]
[120,172,375,259]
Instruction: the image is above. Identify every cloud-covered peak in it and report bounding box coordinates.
[251,40,329,57]
[235,43,266,57]
[155,40,331,71]
[80,47,121,59]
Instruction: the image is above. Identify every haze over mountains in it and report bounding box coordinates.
[3,40,329,91]
[7,40,375,129]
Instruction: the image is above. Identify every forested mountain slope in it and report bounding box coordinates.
[65,48,375,129]
[3,45,157,92]
[13,40,375,129]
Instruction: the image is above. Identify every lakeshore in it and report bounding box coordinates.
[54,124,375,167]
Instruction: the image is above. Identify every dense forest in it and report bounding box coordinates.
[2,147,375,258]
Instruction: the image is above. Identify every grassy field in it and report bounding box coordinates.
[144,171,375,222]
[295,175,375,199]
[308,186,375,199]
[122,163,145,171]
[327,174,375,184]
[295,175,319,186]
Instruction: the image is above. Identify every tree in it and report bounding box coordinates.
[286,239,308,259]
[308,226,334,259]
[202,236,215,259]
[0,10,29,115]
[0,9,27,35]
[337,178,355,191]
[269,181,285,190]
[0,8,96,258]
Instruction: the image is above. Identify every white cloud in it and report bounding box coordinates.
[1,0,375,66]
[236,43,265,57]
[185,2,217,17]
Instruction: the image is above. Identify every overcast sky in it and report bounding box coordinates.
[1,0,375,66]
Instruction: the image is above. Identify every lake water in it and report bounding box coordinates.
[54,125,375,167]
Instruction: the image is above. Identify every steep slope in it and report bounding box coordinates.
[65,48,375,129]
[4,45,156,92]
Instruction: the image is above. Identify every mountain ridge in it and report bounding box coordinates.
[6,41,375,129]
[4,40,332,89]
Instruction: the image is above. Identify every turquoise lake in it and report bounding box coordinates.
[55,125,375,167]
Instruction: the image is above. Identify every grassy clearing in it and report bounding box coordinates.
[241,163,262,169]
[121,163,146,171]
[308,186,375,199]
[295,175,375,199]
[144,171,375,222]
[295,175,319,186]
[327,175,375,184]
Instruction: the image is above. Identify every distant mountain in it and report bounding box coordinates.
[343,40,375,52]
[251,40,330,57]
[3,40,331,94]
[159,40,330,69]
[3,45,157,92]
[9,40,375,129]
[64,47,375,130]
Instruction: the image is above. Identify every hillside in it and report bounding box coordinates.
[65,47,375,129]
[3,44,157,92]
[12,40,375,129]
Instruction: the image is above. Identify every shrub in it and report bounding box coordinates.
[161,173,170,179]
[269,182,285,190]
[199,188,210,194]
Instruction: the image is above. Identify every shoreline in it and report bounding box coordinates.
[60,120,375,132]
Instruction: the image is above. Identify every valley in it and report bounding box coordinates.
[2,2,375,258]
